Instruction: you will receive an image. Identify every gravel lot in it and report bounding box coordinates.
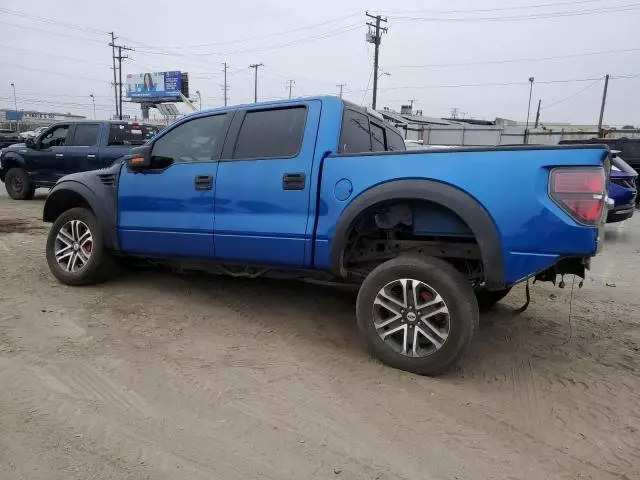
[0,187,638,480]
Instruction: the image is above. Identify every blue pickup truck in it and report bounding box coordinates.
[0,120,158,199]
[41,97,610,375]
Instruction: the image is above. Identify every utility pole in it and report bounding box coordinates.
[109,37,133,120]
[366,12,388,110]
[450,107,459,119]
[249,63,264,103]
[534,99,541,128]
[336,83,346,98]
[598,74,610,136]
[109,32,119,118]
[524,76,534,144]
[222,62,229,106]
[286,79,295,99]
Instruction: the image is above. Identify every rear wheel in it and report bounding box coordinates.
[356,255,478,376]
[475,288,512,312]
[4,168,33,200]
[46,207,113,285]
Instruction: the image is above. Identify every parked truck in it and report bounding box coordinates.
[0,120,158,199]
[42,97,610,375]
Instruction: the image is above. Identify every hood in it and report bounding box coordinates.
[1,142,26,151]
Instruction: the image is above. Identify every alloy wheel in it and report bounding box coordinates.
[54,220,93,273]
[373,278,450,357]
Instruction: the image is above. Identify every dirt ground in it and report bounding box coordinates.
[0,188,638,480]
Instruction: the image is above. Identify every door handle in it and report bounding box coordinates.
[55,153,64,158]
[194,174,213,190]
[87,154,96,159]
[282,172,305,190]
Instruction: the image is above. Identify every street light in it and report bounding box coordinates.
[525,76,535,144]
[195,90,202,111]
[89,94,96,120]
[378,71,391,80]
[10,82,19,134]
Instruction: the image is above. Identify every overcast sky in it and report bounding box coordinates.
[1,0,639,125]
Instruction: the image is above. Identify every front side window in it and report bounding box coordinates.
[232,107,307,160]
[341,110,371,154]
[40,125,69,149]
[151,114,227,164]
[69,124,99,147]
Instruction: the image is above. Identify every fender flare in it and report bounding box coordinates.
[0,153,26,181]
[43,180,119,250]
[330,179,505,289]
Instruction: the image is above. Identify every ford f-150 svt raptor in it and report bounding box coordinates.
[41,97,610,375]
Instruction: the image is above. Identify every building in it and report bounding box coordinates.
[0,109,86,130]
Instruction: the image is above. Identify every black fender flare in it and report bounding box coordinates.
[330,179,505,289]
[43,180,119,250]
[0,153,26,181]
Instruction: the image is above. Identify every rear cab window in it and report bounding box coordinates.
[108,123,159,146]
[340,107,406,154]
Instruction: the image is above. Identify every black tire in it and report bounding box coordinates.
[46,207,114,286]
[475,288,512,312]
[4,167,33,200]
[356,255,478,376]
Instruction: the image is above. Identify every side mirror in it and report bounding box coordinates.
[25,138,35,149]
[126,145,152,171]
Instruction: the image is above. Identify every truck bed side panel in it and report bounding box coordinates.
[314,147,606,284]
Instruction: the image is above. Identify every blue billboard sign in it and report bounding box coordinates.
[126,71,182,99]
[5,110,22,121]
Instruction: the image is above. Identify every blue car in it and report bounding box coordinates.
[607,155,637,223]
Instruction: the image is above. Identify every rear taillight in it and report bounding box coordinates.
[550,168,605,224]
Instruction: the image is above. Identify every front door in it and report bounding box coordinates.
[31,124,70,184]
[213,101,320,267]
[118,112,232,259]
[65,123,102,173]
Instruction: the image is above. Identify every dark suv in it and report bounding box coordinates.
[559,137,640,173]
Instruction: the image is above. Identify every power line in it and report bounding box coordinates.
[3,61,110,83]
[345,75,638,94]
[131,11,364,49]
[389,46,640,69]
[383,0,615,15]
[0,7,108,35]
[389,2,640,22]
[542,77,604,110]
[0,20,105,43]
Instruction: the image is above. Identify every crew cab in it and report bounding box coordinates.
[41,97,610,375]
[0,120,158,199]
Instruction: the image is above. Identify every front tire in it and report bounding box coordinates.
[4,167,33,200]
[46,207,113,285]
[356,255,478,376]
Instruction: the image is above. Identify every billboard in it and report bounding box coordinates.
[126,71,182,100]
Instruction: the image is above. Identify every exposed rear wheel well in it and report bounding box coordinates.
[43,190,93,223]
[338,199,484,284]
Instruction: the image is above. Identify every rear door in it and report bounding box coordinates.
[213,101,321,266]
[65,123,102,172]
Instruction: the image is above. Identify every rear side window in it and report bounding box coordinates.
[69,124,99,146]
[371,122,386,152]
[108,124,159,146]
[386,128,406,151]
[341,109,371,154]
[233,107,306,160]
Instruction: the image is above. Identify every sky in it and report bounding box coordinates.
[1,0,639,126]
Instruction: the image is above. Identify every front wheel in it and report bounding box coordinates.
[356,255,478,376]
[4,167,33,200]
[46,207,113,285]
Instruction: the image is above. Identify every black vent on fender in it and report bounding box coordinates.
[98,173,116,186]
